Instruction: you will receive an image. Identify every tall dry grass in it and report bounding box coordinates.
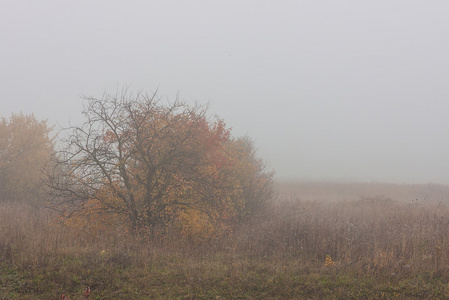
[2,182,449,277]
[234,195,449,275]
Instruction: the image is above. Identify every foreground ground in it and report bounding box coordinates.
[3,252,449,299]
[2,182,449,299]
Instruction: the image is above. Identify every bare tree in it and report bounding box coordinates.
[46,89,273,234]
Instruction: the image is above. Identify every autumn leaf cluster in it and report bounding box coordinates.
[47,91,273,239]
[0,113,53,204]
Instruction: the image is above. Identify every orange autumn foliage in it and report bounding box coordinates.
[48,90,273,239]
[0,113,53,204]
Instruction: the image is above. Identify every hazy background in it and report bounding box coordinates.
[1,1,449,184]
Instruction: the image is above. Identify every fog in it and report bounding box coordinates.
[1,1,449,184]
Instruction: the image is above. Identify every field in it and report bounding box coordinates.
[2,182,449,299]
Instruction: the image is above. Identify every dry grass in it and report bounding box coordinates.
[236,196,449,273]
[3,182,449,298]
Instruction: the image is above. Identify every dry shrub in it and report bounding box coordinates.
[0,201,209,271]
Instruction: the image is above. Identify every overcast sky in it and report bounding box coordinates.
[1,1,449,184]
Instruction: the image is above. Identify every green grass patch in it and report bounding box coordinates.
[2,253,449,299]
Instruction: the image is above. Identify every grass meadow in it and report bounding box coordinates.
[3,182,449,299]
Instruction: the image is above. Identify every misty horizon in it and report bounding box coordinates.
[2,1,449,184]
